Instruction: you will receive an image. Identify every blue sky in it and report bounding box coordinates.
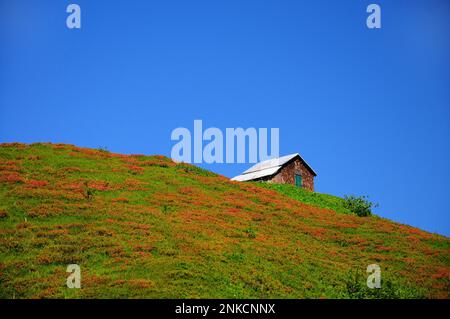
[1,0,449,236]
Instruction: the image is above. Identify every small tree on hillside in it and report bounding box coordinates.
[343,195,378,217]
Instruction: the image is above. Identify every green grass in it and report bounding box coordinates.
[0,143,449,299]
[257,183,353,215]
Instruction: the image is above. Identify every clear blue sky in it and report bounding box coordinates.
[1,0,449,236]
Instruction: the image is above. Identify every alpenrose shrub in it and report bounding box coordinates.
[343,195,378,217]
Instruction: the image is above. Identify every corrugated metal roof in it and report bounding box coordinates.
[231,153,317,182]
[231,166,281,182]
[243,153,299,174]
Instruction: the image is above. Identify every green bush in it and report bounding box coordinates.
[97,146,109,153]
[244,228,257,239]
[343,195,377,217]
[344,270,427,299]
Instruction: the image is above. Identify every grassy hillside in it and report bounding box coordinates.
[0,143,449,298]
[258,183,355,215]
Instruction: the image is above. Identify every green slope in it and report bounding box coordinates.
[0,143,448,298]
[258,183,354,215]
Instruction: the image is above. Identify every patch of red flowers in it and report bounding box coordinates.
[127,165,144,175]
[26,180,49,188]
[112,197,129,203]
[0,172,24,183]
[88,181,110,191]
